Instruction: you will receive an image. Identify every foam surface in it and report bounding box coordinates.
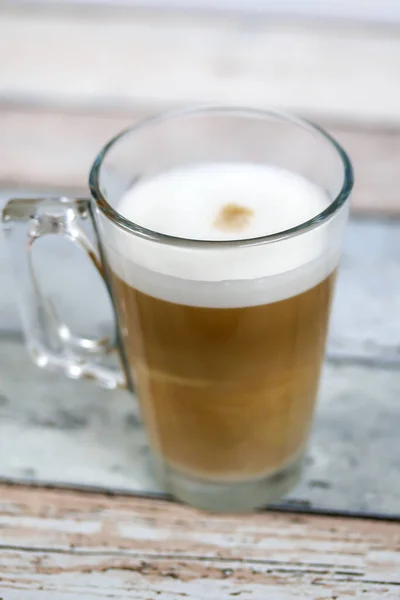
[118,163,327,241]
[101,163,346,307]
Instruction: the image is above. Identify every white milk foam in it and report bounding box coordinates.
[103,163,345,308]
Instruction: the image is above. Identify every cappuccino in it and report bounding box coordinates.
[104,163,339,485]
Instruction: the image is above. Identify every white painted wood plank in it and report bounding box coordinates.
[1,194,400,516]
[329,217,400,362]
[0,485,399,597]
[0,335,399,516]
[0,553,398,599]
[0,12,400,125]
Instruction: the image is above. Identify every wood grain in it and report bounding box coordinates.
[0,10,398,598]
[0,484,399,598]
[1,107,400,215]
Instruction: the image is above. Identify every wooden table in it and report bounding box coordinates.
[1,484,399,599]
[0,4,399,597]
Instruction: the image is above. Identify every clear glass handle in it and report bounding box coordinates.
[1,196,126,389]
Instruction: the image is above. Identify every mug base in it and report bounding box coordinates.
[151,454,303,513]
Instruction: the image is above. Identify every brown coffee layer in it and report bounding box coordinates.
[110,271,335,481]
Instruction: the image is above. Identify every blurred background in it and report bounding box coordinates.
[1,0,399,354]
[0,0,399,512]
[0,1,399,208]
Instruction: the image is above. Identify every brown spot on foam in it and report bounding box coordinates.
[214,203,253,232]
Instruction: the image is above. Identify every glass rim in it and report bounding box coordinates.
[89,105,354,248]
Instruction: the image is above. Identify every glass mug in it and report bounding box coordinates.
[2,107,353,512]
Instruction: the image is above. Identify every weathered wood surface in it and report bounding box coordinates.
[0,484,399,598]
[1,335,400,517]
[0,6,399,597]
[1,201,400,516]
[1,108,400,215]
